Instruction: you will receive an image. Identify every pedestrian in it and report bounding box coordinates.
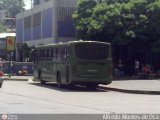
[114,65,119,78]
[135,60,140,75]
[142,64,150,75]
[0,58,3,71]
[0,70,4,88]
[117,59,124,79]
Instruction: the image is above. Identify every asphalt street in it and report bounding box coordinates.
[3,76,160,95]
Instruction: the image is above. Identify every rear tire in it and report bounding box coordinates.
[67,84,75,89]
[57,73,62,88]
[39,72,46,84]
[86,83,98,89]
[40,79,46,84]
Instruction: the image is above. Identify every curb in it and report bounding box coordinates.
[2,78,160,95]
[3,78,29,81]
[99,86,160,95]
[3,76,31,81]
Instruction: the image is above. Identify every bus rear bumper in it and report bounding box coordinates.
[70,77,112,85]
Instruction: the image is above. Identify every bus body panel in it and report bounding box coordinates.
[33,41,112,86]
[71,76,112,85]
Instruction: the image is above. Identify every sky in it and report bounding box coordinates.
[24,0,32,10]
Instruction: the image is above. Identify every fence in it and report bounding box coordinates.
[2,61,33,75]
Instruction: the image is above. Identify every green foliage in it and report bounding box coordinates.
[72,0,97,39]
[0,0,24,17]
[0,0,24,33]
[73,0,160,64]
[0,22,7,32]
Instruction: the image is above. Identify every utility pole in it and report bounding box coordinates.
[31,0,33,9]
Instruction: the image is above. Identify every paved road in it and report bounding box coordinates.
[107,79,160,91]
[0,80,160,114]
[3,76,160,94]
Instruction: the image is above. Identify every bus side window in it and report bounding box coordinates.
[66,47,69,57]
[52,49,55,61]
[40,50,42,60]
[50,49,53,57]
[44,49,47,59]
[63,47,68,61]
[55,48,59,61]
[46,49,49,58]
[33,50,37,63]
[58,48,61,62]
[53,49,55,60]
[61,47,65,62]
[43,50,45,59]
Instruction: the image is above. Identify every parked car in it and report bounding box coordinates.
[0,70,4,88]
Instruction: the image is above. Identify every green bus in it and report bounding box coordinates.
[33,41,112,88]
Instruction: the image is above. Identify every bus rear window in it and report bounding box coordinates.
[75,43,109,60]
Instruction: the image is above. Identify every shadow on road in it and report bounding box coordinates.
[99,86,160,95]
[29,82,109,92]
[29,81,160,95]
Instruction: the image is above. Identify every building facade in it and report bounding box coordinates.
[16,0,77,47]
[33,0,51,6]
[0,33,16,59]
[0,10,6,21]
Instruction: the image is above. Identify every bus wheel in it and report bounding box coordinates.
[0,83,2,88]
[67,84,75,89]
[39,74,46,84]
[57,73,62,88]
[86,83,98,89]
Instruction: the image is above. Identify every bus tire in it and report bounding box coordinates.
[40,79,46,84]
[57,72,62,88]
[67,83,75,89]
[38,71,46,84]
[0,83,2,88]
[86,83,98,89]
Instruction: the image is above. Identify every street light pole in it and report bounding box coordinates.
[31,0,33,9]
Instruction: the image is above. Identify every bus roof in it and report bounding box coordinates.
[35,40,110,49]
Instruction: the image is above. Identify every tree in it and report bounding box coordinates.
[0,0,25,17]
[18,43,31,62]
[73,0,160,74]
[72,0,97,39]
[0,22,7,32]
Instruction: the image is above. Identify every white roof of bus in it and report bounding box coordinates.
[35,40,110,48]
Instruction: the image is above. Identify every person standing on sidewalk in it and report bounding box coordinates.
[0,58,3,71]
[118,59,124,79]
[135,60,140,75]
[0,69,4,88]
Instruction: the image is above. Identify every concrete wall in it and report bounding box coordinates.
[16,0,77,47]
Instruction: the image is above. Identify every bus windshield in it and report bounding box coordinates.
[75,43,109,60]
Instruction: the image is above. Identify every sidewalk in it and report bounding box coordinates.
[3,75,33,81]
[101,79,160,95]
[2,75,160,94]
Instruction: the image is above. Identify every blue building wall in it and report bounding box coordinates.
[58,19,75,37]
[42,8,53,38]
[24,28,32,41]
[16,2,76,45]
[24,16,32,41]
[33,26,41,40]
[16,19,23,43]
[33,12,41,40]
[16,8,53,42]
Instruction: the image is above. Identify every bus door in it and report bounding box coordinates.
[33,49,39,80]
[57,47,70,84]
